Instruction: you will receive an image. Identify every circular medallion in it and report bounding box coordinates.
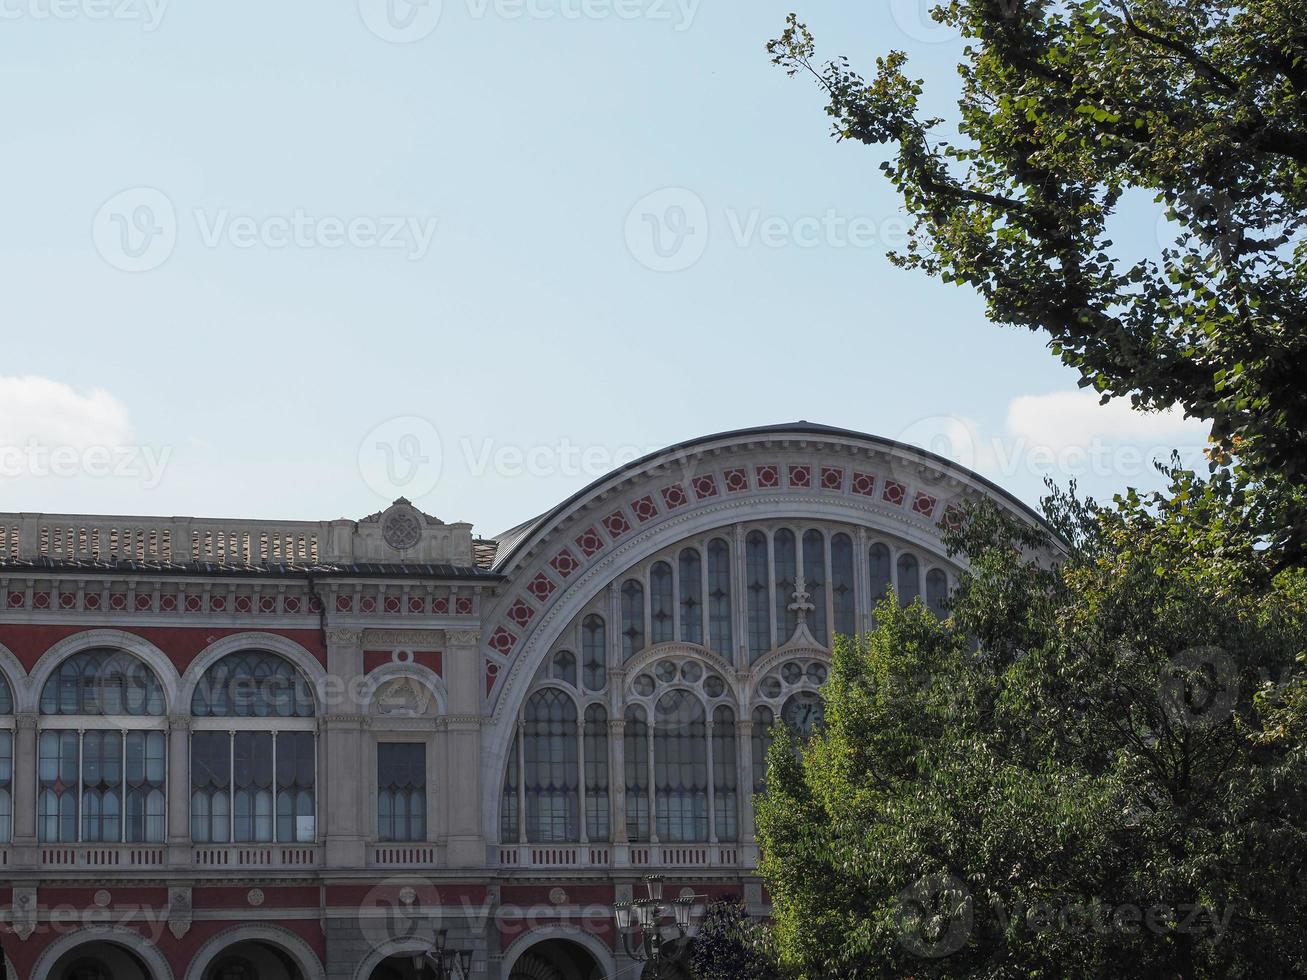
[247,888,265,907]
[382,504,423,551]
[549,887,568,906]
[93,890,111,908]
[399,886,418,906]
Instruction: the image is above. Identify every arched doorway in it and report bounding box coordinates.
[46,943,154,980]
[363,955,425,980]
[507,940,601,980]
[200,942,306,980]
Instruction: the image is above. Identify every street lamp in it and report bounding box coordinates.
[411,928,474,980]
[612,876,701,975]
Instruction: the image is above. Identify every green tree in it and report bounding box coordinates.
[768,2,1307,561]
[755,475,1307,978]
[688,897,781,980]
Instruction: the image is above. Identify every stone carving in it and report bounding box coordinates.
[375,678,433,716]
[247,888,265,907]
[167,886,193,939]
[11,887,36,940]
[381,500,423,551]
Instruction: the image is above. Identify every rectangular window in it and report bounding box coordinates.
[191,730,315,844]
[377,742,426,842]
[38,729,165,843]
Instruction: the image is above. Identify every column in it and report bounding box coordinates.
[12,712,37,867]
[445,629,485,866]
[166,714,192,866]
[323,627,366,868]
[737,719,758,865]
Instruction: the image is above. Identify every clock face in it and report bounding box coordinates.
[781,691,824,739]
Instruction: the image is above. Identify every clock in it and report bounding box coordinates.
[781,691,824,739]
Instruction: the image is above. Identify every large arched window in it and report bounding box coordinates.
[621,580,645,662]
[746,531,770,663]
[773,529,798,642]
[898,553,922,607]
[624,704,651,843]
[802,530,827,645]
[869,543,892,606]
[707,538,733,661]
[190,651,316,844]
[927,568,950,618]
[650,561,674,645]
[679,548,704,646]
[831,533,855,639]
[0,673,12,843]
[583,704,610,841]
[712,705,738,842]
[522,688,579,843]
[653,690,709,843]
[501,735,520,844]
[751,706,774,795]
[581,615,606,692]
[38,650,166,844]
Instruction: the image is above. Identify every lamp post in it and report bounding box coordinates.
[612,876,700,978]
[410,928,473,980]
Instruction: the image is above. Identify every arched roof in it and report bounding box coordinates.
[489,420,1050,572]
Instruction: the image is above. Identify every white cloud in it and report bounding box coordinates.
[1006,390,1208,452]
[0,375,133,449]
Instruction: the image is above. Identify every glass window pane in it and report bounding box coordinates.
[678,548,703,646]
[707,538,733,662]
[650,562,674,645]
[621,580,645,662]
[832,533,855,639]
[523,690,579,843]
[581,615,607,692]
[746,531,770,664]
[378,743,425,842]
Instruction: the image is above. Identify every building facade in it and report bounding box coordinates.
[0,423,1040,980]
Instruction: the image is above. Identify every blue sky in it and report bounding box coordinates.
[0,0,1207,534]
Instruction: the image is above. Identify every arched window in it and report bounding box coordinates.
[191,650,313,718]
[707,538,733,661]
[190,651,316,844]
[653,690,708,843]
[377,742,426,843]
[831,533,855,639]
[746,531,770,663]
[551,651,577,687]
[581,615,607,692]
[751,706,774,794]
[624,705,650,842]
[898,553,922,607]
[501,736,519,844]
[41,648,164,716]
[650,561,674,645]
[0,672,12,844]
[678,548,704,645]
[621,580,645,662]
[522,689,579,843]
[38,650,166,844]
[869,543,892,606]
[927,569,950,618]
[802,530,827,645]
[773,529,798,642]
[583,704,609,840]
[712,705,738,842]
